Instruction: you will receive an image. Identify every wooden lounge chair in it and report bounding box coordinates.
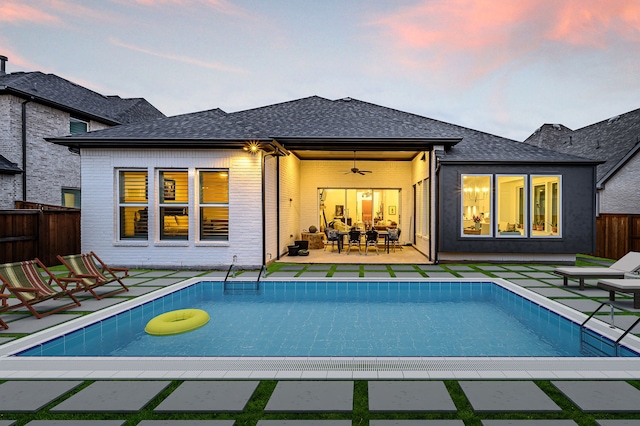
[553,251,640,290]
[0,291,9,329]
[597,277,640,309]
[0,259,82,320]
[57,251,130,300]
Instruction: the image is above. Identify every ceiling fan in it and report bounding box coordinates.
[344,151,372,175]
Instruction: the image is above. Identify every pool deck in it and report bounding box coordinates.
[2,262,640,423]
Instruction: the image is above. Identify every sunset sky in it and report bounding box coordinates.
[2,0,639,140]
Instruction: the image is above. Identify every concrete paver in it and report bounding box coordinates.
[459,381,561,412]
[257,422,350,426]
[138,421,235,426]
[552,381,640,413]
[25,422,125,426]
[51,381,171,413]
[481,422,578,425]
[528,287,581,298]
[596,421,640,426]
[264,381,353,413]
[0,381,82,412]
[0,421,16,426]
[368,381,456,412]
[371,422,464,426]
[154,381,259,412]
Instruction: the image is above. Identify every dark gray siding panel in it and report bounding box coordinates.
[437,163,597,256]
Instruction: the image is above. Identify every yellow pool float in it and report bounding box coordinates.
[145,309,210,336]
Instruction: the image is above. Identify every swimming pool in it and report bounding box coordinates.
[9,279,640,358]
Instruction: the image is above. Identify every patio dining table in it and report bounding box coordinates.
[337,230,390,254]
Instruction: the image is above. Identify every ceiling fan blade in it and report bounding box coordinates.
[361,170,372,173]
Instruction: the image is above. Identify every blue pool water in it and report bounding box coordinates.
[16,281,636,357]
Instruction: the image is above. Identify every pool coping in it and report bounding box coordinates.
[2,277,640,380]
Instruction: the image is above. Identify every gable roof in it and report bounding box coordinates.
[0,71,165,125]
[48,95,597,165]
[524,108,640,184]
[0,154,21,174]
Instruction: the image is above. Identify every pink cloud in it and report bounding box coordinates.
[110,38,249,74]
[127,0,248,16]
[366,0,640,80]
[0,2,60,24]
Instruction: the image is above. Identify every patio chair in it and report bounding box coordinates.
[57,251,130,300]
[324,228,341,252]
[0,291,8,329]
[365,229,379,255]
[387,228,402,252]
[0,259,82,320]
[347,229,362,255]
[553,251,640,291]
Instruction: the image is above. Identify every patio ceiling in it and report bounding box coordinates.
[290,150,418,161]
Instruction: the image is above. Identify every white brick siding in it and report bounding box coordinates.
[82,148,264,269]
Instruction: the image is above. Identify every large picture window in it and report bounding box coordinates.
[159,170,189,240]
[496,175,526,237]
[461,175,492,236]
[118,170,148,239]
[531,175,561,237]
[199,170,229,241]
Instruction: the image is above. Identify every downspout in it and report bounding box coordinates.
[21,99,32,202]
[276,156,281,260]
[262,152,277,267]
[433,153,441,264]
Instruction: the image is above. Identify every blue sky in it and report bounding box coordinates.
[2,0,639,140]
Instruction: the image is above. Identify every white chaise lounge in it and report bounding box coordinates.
[598,278,640,309]
[553,251,640,291]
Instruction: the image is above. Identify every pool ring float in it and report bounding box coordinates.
[145,309,210,336]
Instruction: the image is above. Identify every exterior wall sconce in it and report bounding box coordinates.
[243,140,261,154]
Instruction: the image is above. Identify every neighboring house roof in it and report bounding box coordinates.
[0,154,22,174]
[524,108,640,185]
[48,96,598,165]
[0,71,165,125]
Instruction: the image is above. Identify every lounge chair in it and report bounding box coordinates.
[0,291,8,329]
[0,259,82,320]
[57,251,129,300]
[597,277,640,309]
[553,251,640,290]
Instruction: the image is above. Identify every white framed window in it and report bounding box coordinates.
[496,175,527,237]
[117,170,148,240]
[69,117,88,134]
[198,169,229,241]
[531,175,562,238]
[158,170,189,240]
[461,174,493,237]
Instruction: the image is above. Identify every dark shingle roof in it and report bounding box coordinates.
[0,71,165,124]
[0,154,21,174]
[48,95,596,164]
[524,108,640,182]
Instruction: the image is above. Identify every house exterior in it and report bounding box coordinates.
[49,96,599,268]
[0,55,165,209]
[523,108,640,215]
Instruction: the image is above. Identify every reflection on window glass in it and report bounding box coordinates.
[531,175,561,237]
[118,170,148,239]
[159,170,188,240]
[461,175,492,236]
[200,170,229,241]
[496,175,525,237]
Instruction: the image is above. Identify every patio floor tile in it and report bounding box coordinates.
[73,296,128,311]
[0,381,83,412]
[458,272,489,278]
[0,422,15,426]
[459,381,561,412]
[595,421,640,426]
[423,272,457,278]
[299,271,330,278]
[121,277,155,285]
[508,279,550,287]
[552,381,640,412]
[481,422,578,425]
[257,422,350,426]
[264,381,353,413]
[524,272,559,279]
[24,422,125,426]
[365,272,393,278]
[503,266,534,271]
[154,381,259,412]
[448,266,475,271]
[493,272,525,279]
[417,265,447,271]
[50,381,171,413]
[139,422,235,426]
[136,278,185,287]
[0,313,83,334]
[368,381,456,412]
[393,272,425,278]
[527,288,581,298]
[135,271,176,277]
[557,299,616,312]
[332,272,361,278]
[371,422,464,426]
[268,271,300,278]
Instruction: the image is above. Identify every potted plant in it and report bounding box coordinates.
[473,215,481,230]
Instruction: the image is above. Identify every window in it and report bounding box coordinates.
[199,170,229,241]
[461,175,492,236]
[496,175,526,237]
[531,175,561,237]
[159,170,189,240]
[118,170,148,239]
[61,188,81,208]
[69,117,88,134]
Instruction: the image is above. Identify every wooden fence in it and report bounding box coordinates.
[595,214,640,260]
[0,202,80,266]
